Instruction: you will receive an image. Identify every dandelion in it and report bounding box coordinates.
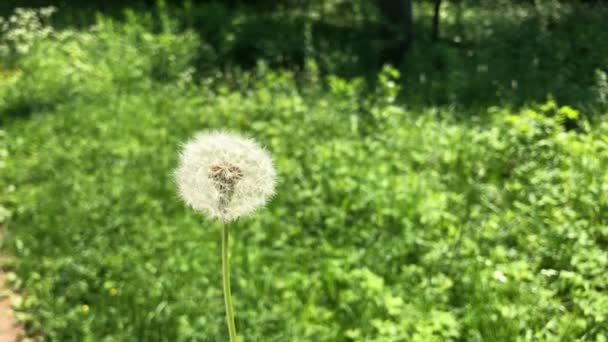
[175,131,276,342]
[175,131,275,222]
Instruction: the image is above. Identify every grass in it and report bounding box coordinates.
[1,1,608,341]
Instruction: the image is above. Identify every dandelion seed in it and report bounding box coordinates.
[175,131,276,222]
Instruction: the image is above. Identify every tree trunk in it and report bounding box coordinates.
[376,0,415,64]
[432,0,442,41]
[402,0,414,46]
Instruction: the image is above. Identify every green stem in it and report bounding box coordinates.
[222,222,238,342]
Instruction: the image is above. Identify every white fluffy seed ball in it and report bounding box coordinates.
[175,131,276,222]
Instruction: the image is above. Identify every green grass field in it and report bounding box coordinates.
[1,1,608,341]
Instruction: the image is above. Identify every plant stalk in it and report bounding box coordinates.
[222,222,238,342]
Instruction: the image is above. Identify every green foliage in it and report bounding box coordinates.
[0,6,201,123]
[3,0,608,111]
[1,3,608,342]
[0,6,55,64]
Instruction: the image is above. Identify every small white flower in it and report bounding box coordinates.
[175,131,276,222]
[493,270,507,283]
[540,269,559,277]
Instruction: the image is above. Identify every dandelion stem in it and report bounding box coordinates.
[222,222,238,342]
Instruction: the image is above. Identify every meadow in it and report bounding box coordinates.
[1,1,608,341]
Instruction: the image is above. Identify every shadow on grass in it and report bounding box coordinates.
[0,0,606,114]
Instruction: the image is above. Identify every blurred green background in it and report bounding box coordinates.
[0,0,607,341]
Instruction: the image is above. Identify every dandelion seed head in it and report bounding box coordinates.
[175,131,276,222]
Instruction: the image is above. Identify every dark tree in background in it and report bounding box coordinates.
[376,0,414,64]
[432,0,442,41]
[375,0,443,63]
